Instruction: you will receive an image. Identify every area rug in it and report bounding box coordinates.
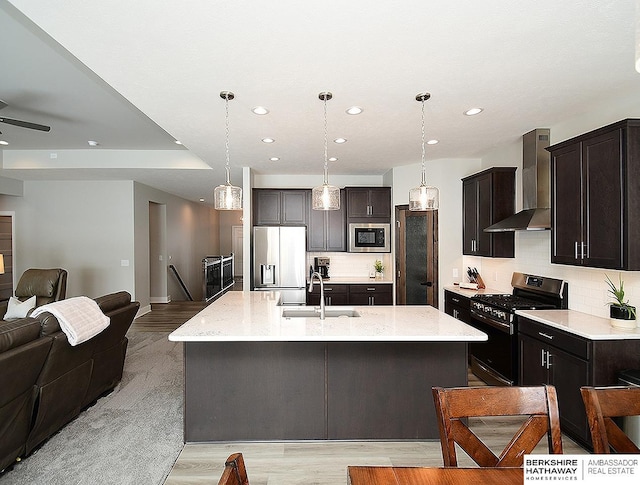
[2,331,184,485]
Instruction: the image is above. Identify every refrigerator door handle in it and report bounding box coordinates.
[261,264,276,285]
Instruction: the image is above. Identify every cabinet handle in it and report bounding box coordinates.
[575,241,579,260]
[541,349,547,368]
[547,351,552,370]
[367,287,376,291]
[581,242,586,260]
[452,297,460,303]
[325,287,333,291]
[538,332,554,340]
[453,309,459,319]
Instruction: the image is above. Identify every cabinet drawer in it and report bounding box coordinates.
[518,318,590,360]
[308,284,349,295]
[349,284,392,295]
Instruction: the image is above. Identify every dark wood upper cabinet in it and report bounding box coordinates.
[345,187,391,223]
[253,189,308,226]
[549,119,640,269]
[307,189,346,252]
[462,167,516,258]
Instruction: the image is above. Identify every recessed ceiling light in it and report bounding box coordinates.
[262,137,275,143]
[87,140,99,147]
[346,106,363,115]
[199,198,205,202]
[175,140,183,145]
[269,157,280,161]
[427,139,439,145]
[252,106,269,115]
[328,157,338,162]
[333,138,347,144]
[0,140,8,146]
[464,108,483,116]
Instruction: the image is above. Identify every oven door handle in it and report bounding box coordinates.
[470,309,513,334]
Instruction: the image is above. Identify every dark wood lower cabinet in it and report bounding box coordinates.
[306,283,392,305]
[519,317,640,449]
[183,340,469,441]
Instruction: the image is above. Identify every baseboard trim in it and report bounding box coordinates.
[136,304,152,318]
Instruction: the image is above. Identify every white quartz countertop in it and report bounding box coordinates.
[444,285,506,298]
[516,309,640,340]
[307,276,393,284]
[168,291,487,342]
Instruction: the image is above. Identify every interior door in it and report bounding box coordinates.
[395,206,438,306]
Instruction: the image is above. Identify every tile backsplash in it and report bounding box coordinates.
[307,252,392,279]
[462,231,640,319]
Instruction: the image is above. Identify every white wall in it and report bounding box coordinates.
[0,180,135,298]
[133,182,220,311]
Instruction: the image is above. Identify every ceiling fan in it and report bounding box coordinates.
[0,100,51,134]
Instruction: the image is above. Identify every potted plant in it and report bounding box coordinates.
[605,274,637,329]
[374,260,384,280]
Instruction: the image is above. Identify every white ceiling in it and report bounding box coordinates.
[1,0,639,204]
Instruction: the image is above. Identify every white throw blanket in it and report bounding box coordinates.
[32,296,111,346]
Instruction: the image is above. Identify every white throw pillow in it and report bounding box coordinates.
[4,295,37,319]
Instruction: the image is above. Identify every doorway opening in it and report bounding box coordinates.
[395,205,438,306]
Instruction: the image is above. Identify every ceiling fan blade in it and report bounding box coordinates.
[0,116,51,132]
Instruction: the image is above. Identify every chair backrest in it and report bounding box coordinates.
[432,385,563,467]
[15,268,67,307]
[217,453,249,485]
[580,386,640,454]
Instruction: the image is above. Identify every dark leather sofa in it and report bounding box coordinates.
[0,291,139,472]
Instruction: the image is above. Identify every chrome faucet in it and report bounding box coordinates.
[308,271,325,320]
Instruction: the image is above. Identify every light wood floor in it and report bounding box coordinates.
[131,301,588,485]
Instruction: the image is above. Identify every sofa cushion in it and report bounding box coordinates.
[15,268,66,303]
[0,318,41,352]
[94,291,132,314]
[4,296,37,320]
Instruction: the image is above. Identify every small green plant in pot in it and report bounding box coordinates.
[605,274,637,329]
[374,260,384,279]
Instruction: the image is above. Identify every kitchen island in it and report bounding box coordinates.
[168,291,486,442]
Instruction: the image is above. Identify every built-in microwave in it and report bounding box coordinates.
[348,223,391,253]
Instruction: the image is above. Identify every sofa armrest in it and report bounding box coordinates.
[0,317,42,352]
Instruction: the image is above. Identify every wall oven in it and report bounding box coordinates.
[348,223,391,253]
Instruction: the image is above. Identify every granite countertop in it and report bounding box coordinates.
[168,290,487,343]
[516,309,640,340]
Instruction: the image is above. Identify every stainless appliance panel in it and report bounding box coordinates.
[253,226,280,288]
[348,223,391,253]
[253,226,306,305]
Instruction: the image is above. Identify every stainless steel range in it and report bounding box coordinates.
[469,272,567,386]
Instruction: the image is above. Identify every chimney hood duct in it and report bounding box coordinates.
[484,128,551,232]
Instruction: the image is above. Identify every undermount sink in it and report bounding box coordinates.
[282,307,361,318]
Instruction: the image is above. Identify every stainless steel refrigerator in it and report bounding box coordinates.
[253,226,307,304]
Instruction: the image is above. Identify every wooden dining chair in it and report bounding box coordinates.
[580,386,640,454]
[432,385,563,467]
[217,453,249,485]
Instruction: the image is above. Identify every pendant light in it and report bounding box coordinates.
[409,92,439,211]
[214,91,242,210]
[312,92,340,210]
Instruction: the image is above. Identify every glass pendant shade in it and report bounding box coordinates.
[214,182,242,210]
[409,183,439,210]
[312,183,340,210]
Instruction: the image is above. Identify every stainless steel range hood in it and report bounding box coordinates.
[484,128,551,232]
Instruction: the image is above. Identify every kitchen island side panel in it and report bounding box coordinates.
[327,341,468,439]
[184,340,468,442]
[184,341,326,442]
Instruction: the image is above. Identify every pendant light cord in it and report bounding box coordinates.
[323,94,329,185]
[420,97,426,186]
[224,93,231,185]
